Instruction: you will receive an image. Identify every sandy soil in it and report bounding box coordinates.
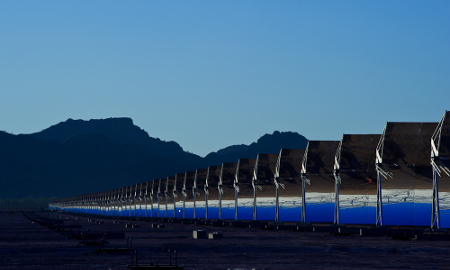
[1,211,450,270]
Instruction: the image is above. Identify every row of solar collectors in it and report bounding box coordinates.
[49,111,450,227]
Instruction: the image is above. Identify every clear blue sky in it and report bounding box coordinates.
[1,1,449,157]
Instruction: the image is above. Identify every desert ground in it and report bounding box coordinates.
[1,211,450,270]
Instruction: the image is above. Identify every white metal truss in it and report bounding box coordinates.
[431,111,449,229]
[192,172,200,219]
[118,188,122,216]
[204,170,210,220]
[134,184,138,217]
[145,182,149,218]
[106,190,111,216]
[165,178,170,218]
[138,183,143,217]
[150,181,155,218]
[124,186,129,216]
[375,125,393,226]
[129,186,133,217]
[234,162,240,221]
[151,189,155,218]
[274,150,284,223]
[182,174,187,219]
[173,177,178,219]
[121,188,125,216]
[218,166,225,220]
[157,180,162,218]
[116,189,121,215]
[300,144,311,223]
[333,139,343,225]
[251,156,267,221]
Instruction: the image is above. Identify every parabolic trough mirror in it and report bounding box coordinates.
[302,141,339,223]
[124,185,133,216]
[141,181,152,218]
[335,134,380,225]
[377,122,436,226]
[173,173,185,218]
[219,162,237,220]
[123,186,133,217]
[156,179,165,218]
[150,180,158,218]
[193,168,208,219]
[164,176,175,218]
[182,172,196,219]
[274,149,304,222]
[131,183,139,217]
[235,158,256,220]
[205,166,221,219]
[252,153,278,221]
[131,183,143,217]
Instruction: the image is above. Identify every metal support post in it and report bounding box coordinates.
[204,186,209,220]
[334,175,340,225]
[218,185,223,220]
[432,168,440,228]
[275,185,279,222]
[150,196,154,218]
[301,175,307,223]
[173,193,177,218]
[253,183,257,221]
[157,194,160,218]
[182,192,186,219]
[234,186,238,220]
[192,188,196,219]
[165,193,168,218]
[376,170,383,226]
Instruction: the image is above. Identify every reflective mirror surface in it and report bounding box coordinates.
[194,169,207,219]
[220,163,238,220]
[253,153,278,220]
[379,122,436,226]
[304,141,339,223]
[206,166,221,219]
[276,149,304,222]
[337,135,379,224]
[182,172,196,218]
[235,158,256,220]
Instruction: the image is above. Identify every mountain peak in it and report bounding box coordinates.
[31,117,189,157]
[33,117,137,144]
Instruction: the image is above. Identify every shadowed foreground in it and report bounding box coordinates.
[1,211,449,270]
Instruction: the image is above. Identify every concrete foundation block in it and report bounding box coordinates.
[193,230,208,239]
[208,232,223,239]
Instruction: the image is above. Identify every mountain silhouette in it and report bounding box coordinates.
[0,118,307,209]
[33,118,201,160]
[203,131,308,165]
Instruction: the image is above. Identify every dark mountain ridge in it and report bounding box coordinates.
[203,131,308,165]
[0,118,308,207]
[33,118,199,160]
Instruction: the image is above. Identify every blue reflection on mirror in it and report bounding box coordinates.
[305,203,334,223]
[237,206,253,220]
[207,207,219,219]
